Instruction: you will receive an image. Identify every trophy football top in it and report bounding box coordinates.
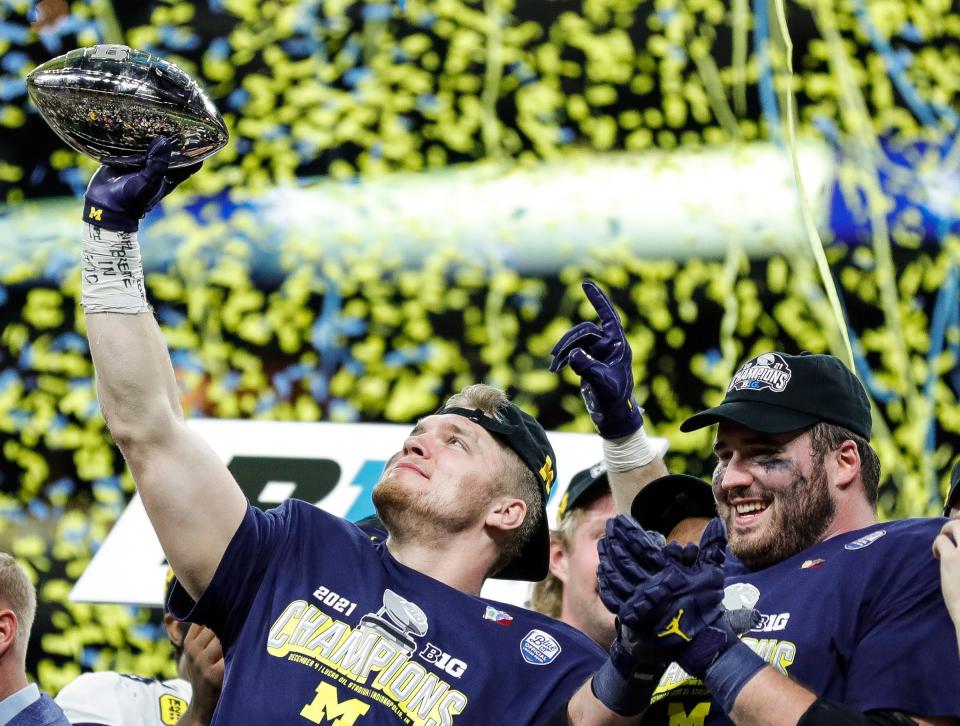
[27,44,228,168]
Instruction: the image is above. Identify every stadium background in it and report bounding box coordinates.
[0,0,958,693]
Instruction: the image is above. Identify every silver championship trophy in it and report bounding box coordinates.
[27,44,228,167]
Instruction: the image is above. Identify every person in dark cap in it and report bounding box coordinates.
[554,280,960,724]
[74,152,657,724]
[532,464,715,650]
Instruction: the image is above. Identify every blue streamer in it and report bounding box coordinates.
[752,0,781,142]
[851,0,957,130]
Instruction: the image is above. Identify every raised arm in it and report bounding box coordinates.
[81,139,246,599]
[550,280,668,514]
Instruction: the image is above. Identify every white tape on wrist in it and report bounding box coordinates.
[602,427,656,471]
[80,223,151,314]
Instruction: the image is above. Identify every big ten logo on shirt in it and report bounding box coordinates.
[419,643,467,678]
[267,588,468,726]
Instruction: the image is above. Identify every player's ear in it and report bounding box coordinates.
[0,609,17,659]
[163,612,184,647]
[832,439,861,490]
[485,497,526,533]
[548,536,570,585]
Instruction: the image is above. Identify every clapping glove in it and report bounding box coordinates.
[590,520,671,715]
[598,516,766,715]
[549,281,643,439]
[83,136,201,232]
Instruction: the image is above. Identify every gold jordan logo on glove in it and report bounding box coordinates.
[658,609,692,641]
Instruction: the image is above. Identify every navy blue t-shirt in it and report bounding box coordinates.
[644,518,960,724]
[170,500,605,725]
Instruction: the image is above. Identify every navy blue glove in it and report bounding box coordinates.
[598,516,766,714]
[590,519,671,715]
[598,516,733,673]
[83,137,201,232]
[549,281,643,439]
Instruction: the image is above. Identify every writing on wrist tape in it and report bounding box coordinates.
[80,223,152,314]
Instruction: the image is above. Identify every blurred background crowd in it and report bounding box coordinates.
[0,0,958,695]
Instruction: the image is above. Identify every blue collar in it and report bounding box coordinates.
[0,683,40,726]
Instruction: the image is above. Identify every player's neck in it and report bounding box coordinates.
[386,533,492,595]
[0,660,29,702]
[818,497,878,543]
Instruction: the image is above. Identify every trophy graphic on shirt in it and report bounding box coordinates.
[359,589,429,654]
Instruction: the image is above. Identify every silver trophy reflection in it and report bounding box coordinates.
[27,44,228,168]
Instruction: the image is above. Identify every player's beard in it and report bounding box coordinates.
[372,473,489,543]
[722,457,835,570]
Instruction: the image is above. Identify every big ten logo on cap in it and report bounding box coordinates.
[729,353,792,393]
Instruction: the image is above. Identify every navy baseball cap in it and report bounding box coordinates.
[681,352,871,440]
[943,459,960,516]
[557,462,610,522]
[630,474,717,538]
[434,403,556,581]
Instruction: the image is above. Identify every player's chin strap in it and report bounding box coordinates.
[798,699,920,726]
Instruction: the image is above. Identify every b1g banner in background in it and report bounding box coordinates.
[70,419,667,609]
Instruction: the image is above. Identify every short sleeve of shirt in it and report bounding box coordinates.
[168,500,300,648]
[845,519,960,716]
[55,672,123,725]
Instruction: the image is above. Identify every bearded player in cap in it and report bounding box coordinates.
[71,141,683,724]
[553,281,960,724]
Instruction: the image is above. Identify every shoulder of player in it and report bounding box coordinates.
[157,677,192,698]
[857,517,944,549]
[842,518,943,586]
[55,670,164,701]
[268,498,366,536]
[56,670,125,694]
[484,600,607,660]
